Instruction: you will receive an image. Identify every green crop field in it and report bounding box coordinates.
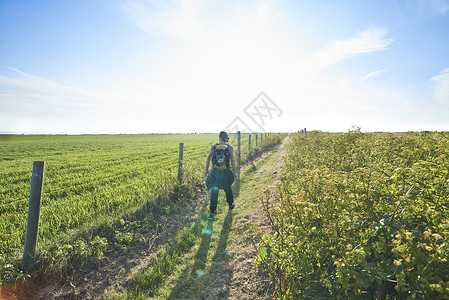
[258,130,449,299]
[0,132,275,283]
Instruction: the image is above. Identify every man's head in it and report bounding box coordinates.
[219,131,229,143]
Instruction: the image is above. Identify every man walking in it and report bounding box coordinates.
[205,131,237,220]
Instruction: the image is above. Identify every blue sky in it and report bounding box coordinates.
[1,0,449,134]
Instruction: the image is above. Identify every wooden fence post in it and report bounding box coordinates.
[237,131,241,175]
[255,134,258,147]
[304,128,307,138]
[248,134,251,152]
[23,161,45,271]
[261,133,263,144]
[178,143,184,182]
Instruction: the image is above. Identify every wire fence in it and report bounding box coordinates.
[0,132,274,212]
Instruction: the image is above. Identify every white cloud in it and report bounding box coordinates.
[359,69,387,82]
[120,0,217,42]
[256,0,279,17]
[430,68,449,107]
[0,68,101,110]
[119,0,282,42]
[303,26,394,72]
[0,68,104,132]
[107,0,290,131]
[0,0,288,134]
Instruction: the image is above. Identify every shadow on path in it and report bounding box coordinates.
[168,211,213,299]
[169,209,233,299]
[208,209,233,298]
[190,218,214,279]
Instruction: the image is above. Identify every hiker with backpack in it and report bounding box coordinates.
[205,131,237,220]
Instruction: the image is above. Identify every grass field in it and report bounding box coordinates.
[0,132,277,284]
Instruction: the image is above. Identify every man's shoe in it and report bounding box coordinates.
[229,202,235,209]
[208,213,216,221]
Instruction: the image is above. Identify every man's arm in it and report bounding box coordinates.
[230,152,237,177]
[205,148,213,176]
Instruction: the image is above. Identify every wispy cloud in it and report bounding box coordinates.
[304,26,394,71]
[119,0,213,41]
[359,69,387,82]
[119,0,282,42]
[430,68,449,107]
[0,68,101,116]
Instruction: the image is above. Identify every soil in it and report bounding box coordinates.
[1,139,288,300]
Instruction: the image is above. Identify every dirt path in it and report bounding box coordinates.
[226,142,287,300]
[10,137,288,300]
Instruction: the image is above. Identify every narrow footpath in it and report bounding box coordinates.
[168,138,287,300]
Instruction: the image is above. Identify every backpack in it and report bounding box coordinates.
[212,144,230,170]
